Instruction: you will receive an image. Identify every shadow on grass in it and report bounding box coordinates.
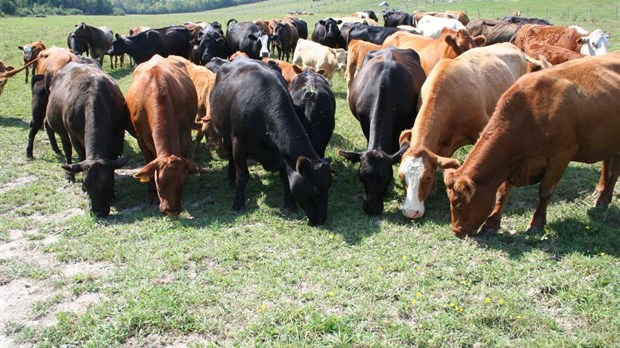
[0,113,29,130]
[108,67,133,80]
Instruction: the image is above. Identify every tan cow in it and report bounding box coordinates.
[397,43,541,219]
[383,28,486,75]
[444,52,620,237]
[345,39,382,88]
[292,38,347,84]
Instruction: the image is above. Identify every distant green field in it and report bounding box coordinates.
[0,0,619,346]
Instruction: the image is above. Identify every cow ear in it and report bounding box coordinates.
[336,20,343,24]
[107,157,129,170]
[319,20,326,25]
[296,156,313,177]
[447,173,476,204]
[271,34,279,41]
[315,69,326,76]
[436,156,461,170]
[338,150,362,163]
[18,45,24,50]
[133,160,159,182]
[62,162,86,174]
[248,34,258,41]
[183,158,208,175]
[399,130,412,147]
[215,37,225,46]
[115,33,120,39]
[444,34,457,48]
[292,65,303,74]
[474,35,486,47]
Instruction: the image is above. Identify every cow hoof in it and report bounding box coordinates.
[526,225,543,234]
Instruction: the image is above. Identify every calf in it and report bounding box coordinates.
[289,69,335,157]
[383,29,485,74]
[339,47,426,215]
[126,55,206,216]
[293,38,347,84]
[17,40,45,83]
[45,62,128,217]
[210,58,333,225]
[226,19,272,59]
[398,43,537,219]
[444,52,620,237]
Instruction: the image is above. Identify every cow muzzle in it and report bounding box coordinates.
[402,208,424,219]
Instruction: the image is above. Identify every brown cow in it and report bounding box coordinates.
[397,43,541,219]
[512,24,585,54]
[524,43,585,65]
[17,40,45,83]
[444,52,620,237]
[126,55,207,216]
[383,28,486,75]
[345,39,381,88]
[262,57,304,84]
[465,19,522,46]
[0,60,40,97]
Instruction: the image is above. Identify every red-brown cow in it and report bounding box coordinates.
[444,52,620,237]
[512,24,585,54]
[126,55,207,216]
[524,43,585,65]
[397,43,542,219]
[1,59,39,97]
[382,28,486,75]
[17,40,45,83]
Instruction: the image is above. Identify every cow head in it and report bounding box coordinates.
[319,18,342,39]
[245,32,273,59]
[0,62,15,96]
[397,132,461,219]
[579,29,609,56]
[108,33,128,56]
[339,144,407,215]
[133,155,207,216]
[331,48,347,71]
[62,157,128,217]
[444,169,495,237]
[285,156,332,225]
[199,30,228,65]
[442,29,486,57]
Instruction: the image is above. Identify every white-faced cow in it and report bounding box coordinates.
[226,19,273,59]
[17,40,45,83]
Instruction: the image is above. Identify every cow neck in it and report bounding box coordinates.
[367,102,395,152]
[147,97,183,158]
[267,106,318,164]
[83,95,120,161]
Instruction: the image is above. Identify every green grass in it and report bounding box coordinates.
[1,0,619,346]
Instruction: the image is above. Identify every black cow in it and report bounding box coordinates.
[226,19,273,59]
[383,10,412,27]
[290,19,308,40]
[72,22,113,67]
[359,10,379,23]
[192,24,230,65]
[348,25,403,45]
[339,22,366,49]
[501,16,551,25]
[210,58,333,225]
[289,69,335,158]
[465,19,522,45]
[108,26,191,65]
[45,62,128,217]
[205,57,229,73]
[67,32,89,56]
[339,47,426,215]
[311,18,346,49]
[273,21,299,61]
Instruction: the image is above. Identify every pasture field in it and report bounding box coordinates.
[1,1,619,346]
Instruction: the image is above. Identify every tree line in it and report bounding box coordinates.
[1,0,265,16]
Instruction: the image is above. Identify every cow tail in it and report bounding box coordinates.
[226,18,238,31]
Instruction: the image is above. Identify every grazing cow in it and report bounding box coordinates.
[501,16,551,25]
[579,29,610,56]
[289,69,335,157]
[465,19,522,45]
[72,22,114,67]
[339,47,426,215]
[511,24,585,53]
[126,55,206,216]
[383,10,412,27]
[345,39,382,87]
[226,19,273,59]
[192,25,230,65]
[17,41,45,83]
[45,62,128,217]
[525,43,584,65]
[397,43,540,219]
[311,18,346,49]
[273,21,299,61]
[444,52,620,237]
[293,38,347,83]
[210,58,333,225]
[67,33,89,57]
[348,25,403,45]
[383,29,485,74]
[416,15,466,38]
[27,47,85,159]
[108,26,192,65]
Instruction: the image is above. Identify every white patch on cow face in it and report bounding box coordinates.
[581,29,609,56]
[259,35,270,57]
[23,45,33,60]
[400,156,425,219]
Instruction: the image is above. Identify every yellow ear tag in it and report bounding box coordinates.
[139,175,150,183]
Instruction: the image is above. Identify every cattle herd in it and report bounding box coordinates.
[1,8,618,237]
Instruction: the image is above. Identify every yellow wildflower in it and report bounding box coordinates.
[449,303,455,307]
[498,299,505,305]
[328,291,335,297]
[416,291,423,298]
[328,234,334,240]
[600,252,606,256]
[402,255,408,261]
[257,304,267,313]
[411,299,417,305]
[484,297,491,304]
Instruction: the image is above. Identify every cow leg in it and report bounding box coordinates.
[481,181,513,233]
[595,155,620,207]
[528,158,571,232]
[280,169,297,214]
[60,138,75,183]
[25,64,29,84]
[45,122,61,155]
[231,138,249,212]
